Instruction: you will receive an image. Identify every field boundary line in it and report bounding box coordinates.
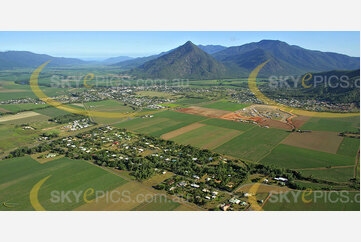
[255,130,291,162]
[294,165,355,171]
[354,150,360,179]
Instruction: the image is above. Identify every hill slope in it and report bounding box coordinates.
[0,51,86,69]
[133,41,227,79]
[213,40,360,75]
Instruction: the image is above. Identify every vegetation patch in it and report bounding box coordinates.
[170,125,242,150]
[300,116,360,133]
[261,144,355,169]
[200,118,254,131]
[337,137,360,157]
[299,167,355,183]
[214,127,289,161]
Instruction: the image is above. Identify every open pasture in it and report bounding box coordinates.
[0,111,49,124]
[170,125,243,150]
[261,144,355,169]
[112,115,193,137]
[214,126,289,161]
[0,124,40,152]
[0,103,49,113]
[281,131,343,154]
[153,110,208,123]
[337,137,360,157]
[0,156,127,211]
[300,116,360,132]
[200,117,254,131]
[201,101,250,111]
[299,166,355,183]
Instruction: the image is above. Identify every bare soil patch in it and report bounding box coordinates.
[292,115,311,129]
[236,183,291,194]
[177,106,231,118]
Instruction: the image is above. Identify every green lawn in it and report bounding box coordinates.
[300,116,360,132]
[201,101,250,111]
[261,144,355,169]
[0,156,127,211]
[214,126,289,161]
[337,137,360,157]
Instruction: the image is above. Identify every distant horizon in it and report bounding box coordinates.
[0,32,359,59]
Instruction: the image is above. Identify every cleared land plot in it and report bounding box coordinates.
[236,183,291,194]
[170,125,243,150]
[300,116,360,132]
[200,118,254,131]
[142,172,175,187]
[0,111,43,123]
[201,101,250,111]
[177,106,231,118]
[261,144,355,169]
[0,156,127,211]
[214,127,289,161]
[161,123,205,140]
[35,106,73,117]
[300,167,355,183]
[292,115,310,129]
[263,191,360,211]
[337,137,360,157]
[281,131,343,154]
[0,124,40,152]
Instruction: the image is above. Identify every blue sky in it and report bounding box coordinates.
[0,31,359,60]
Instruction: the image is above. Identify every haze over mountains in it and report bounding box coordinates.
[0,40,359,79]
[0,51,86,70]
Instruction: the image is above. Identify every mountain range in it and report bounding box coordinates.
[0,40,359,79]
